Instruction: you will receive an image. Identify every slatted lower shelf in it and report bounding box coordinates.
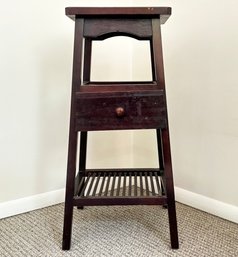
[73,169,167,206]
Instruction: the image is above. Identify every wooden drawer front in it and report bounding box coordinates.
[75,93,167,131]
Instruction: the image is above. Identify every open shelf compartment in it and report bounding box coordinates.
[73,168,167,206]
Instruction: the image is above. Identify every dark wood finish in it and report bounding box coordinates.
[116,173,122,196]
[134,173,137,196]
[63,6,178,251]
[84,19,152,40]
[83,39,92,83]
[152,18,179,249]
[78,84,158,92]
[156,128,166,197]
[162,130,178,232]
[62,18,84,251]
[156,129,164,170]
[92,173,101,196]
[66,7,171,24]
[73,197,167,206]
[83,81,156,85]
[78,168,162,176]
[76,88,167,131]
[77,36,91,207]
[98,173,106,196]
[77,131,87,208]
[74,170,163,199]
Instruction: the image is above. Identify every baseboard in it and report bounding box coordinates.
[1,187,238,223]
[0,189,65,219]
[175,187,238,224]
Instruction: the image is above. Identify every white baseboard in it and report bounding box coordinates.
[0,189,65,219]
[175,187,238,224]
[1,187,237,224]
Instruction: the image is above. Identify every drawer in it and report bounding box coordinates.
[75,90,167,131]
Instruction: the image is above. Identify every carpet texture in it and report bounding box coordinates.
[0,202,237,257]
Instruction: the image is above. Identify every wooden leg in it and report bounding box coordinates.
[62,18,84,250]
[161,129,179,249]
[62,130,78,250]
[156,129,164,170]
[77,131,88,209]
[156,129,167,208]
[167,199,178,249]
[79,132,88,171]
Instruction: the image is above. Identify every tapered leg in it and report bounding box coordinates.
[152,17,179,249]
[62,131,78,250]
[162,129,179,249]
[62,18,84,250]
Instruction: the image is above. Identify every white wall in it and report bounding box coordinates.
[0,1,71,201]
[1,0,238,220]
[132,0,238,207]
[0,0,134,204]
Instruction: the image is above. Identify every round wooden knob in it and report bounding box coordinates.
[115,107,125,117]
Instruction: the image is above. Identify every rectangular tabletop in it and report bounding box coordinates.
[66,7,171,24]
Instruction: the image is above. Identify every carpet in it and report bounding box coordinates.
[0,202,238,256]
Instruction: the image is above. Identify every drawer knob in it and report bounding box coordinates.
[115,107,125,117]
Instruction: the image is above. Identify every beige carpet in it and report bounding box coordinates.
[0,202,238,257]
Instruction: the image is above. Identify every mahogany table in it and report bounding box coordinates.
[62,7,179,250]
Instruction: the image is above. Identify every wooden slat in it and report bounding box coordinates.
[123,174,126,196]
[74,172,80,195]
[116,172,122,196]
[149,172,156,196]
[92,172,101,196]
[128,172,132,196]
[75,175,85,196]
[86,173,96,196]
[98,173,106,196]
[104,173,111,196]
[110,173,116,196]
[161,176,166,195]
[155,172,162,195]
[79,173,91,197]
[134,173,137,196]
[144,172,150,196]
[140,172,143,196]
